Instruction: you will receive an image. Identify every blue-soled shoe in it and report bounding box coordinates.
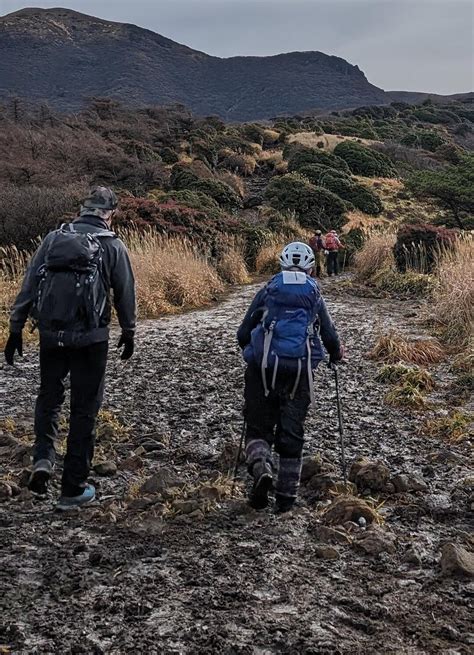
[28,459,53,495]
[56,484,96,511]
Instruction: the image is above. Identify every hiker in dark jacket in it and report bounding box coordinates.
[4,187,136,510]
[308,230,325,278]
[237,242,343,513]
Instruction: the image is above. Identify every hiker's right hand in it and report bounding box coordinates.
[329,345,345,366]
[4,331,23,365]
[117,332,134,361]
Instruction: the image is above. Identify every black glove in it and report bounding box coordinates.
[117,333,134,361]
[329,345,345,366]
[4,331,23,365]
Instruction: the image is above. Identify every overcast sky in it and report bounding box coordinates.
[1,0,472,94]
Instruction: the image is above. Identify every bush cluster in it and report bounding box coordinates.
[393,223,457,273]
[265,173,347,231]
[333,141,397,177]
[286,146,350,173]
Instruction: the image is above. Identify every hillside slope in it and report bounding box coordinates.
[0,7,389,119]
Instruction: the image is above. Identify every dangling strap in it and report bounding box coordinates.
[290,358,302,400]
[261,320,275,397]
[307,338,315,407]
[271,355,279,391]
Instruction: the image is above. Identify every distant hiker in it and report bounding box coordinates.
[308,230,325,278]
[237,242,344,513]
[4,187,136,510]
[325,230,343,276]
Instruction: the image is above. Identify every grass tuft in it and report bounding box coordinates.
[376,363,434,391]
[385,382,426,409]
[422,411,472,443]
[370,330,444,366]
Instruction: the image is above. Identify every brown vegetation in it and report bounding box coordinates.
[369,331,444,366]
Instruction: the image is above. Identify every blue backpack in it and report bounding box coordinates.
[244,271,323,402]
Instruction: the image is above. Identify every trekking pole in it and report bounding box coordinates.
[231,419,246,496]
[330,363,347,486]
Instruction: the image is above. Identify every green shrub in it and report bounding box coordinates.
[298,164,350,186]
[334,141,397,177]
[241,226,274,268]
[393,223,457,273]
[319,176,383,215]
[159,147,179,164]
[169,164,242,210]
[418,131,445,152]
[265,173,347,231]
[193,178,242,211]
[287,147,350,173]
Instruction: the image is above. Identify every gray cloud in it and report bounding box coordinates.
[1,0,472,93]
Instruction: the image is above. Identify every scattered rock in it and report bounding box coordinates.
[355,526,396,556]
[309,523,352,545]
[119,455,144,471]
[425,493,452,515]
[140,468,182,495]
[173,499,202,515]
[141,440,166,453]
[402,546,424,566]
[134,446,146,457]
[9,482,21,497]
[322,495,381,526]
[93,461,117,477]
[313,544,340,560]
[18,468,31,487]
[127,497,159,511]
[392,473,428,493]
[301,454,323,482]
[0,481,12,501]
[307,473,340,494]
[216,442,243,472]
[440,544,474,578]
[198,485,224,501]
[349,457,390,492]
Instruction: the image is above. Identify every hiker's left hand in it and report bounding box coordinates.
[117,333,134,361]
[4,331,23,365]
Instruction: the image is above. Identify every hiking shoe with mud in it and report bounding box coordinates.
[28,459,53,495]
[275,493,296,514]
[56,484,96,511]
[249,460,273,510]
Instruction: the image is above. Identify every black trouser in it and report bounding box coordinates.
[34,341,108,496]
[327,251,339,276]
[243,363,311,499]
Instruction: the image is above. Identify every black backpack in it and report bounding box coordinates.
[31,224,115,342]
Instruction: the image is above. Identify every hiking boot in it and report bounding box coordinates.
[249,461,273,510]
[28,459,53,495]
[56,484,96,511]
[275,493,296,514]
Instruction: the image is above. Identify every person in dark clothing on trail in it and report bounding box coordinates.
[237,242,344,513]
[308,230,325,278]
[4,187,136,510]
[325,230,343,276]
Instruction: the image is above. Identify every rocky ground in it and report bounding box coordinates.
[0,276,473,655]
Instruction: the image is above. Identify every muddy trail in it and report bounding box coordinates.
[1,277,472,655]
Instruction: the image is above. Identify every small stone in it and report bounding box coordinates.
[309,524,352,545]
[402,547,423,566]
[307,473,339,493]
[392,473,428,493]
[426,493,452,514]
[349,457,390,492]
[187,509,205,520]
[140,467,181,495]
[355,526,396,556]
[440,543,474,577]
[127,497,158,511]
[119,455,144,471]
[358,517,367,529]
[0,481,12,501]
[134,446,146,456]
[301,455,323,482]
[313,544,340,560]
[93,461,117,477]
[141,440,166,453]
[199,485,222,501]
[173,499,201,515]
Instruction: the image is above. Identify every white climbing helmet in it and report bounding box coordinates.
[279,242,315,271]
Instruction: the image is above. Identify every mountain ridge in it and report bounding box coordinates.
[1,8,471,119]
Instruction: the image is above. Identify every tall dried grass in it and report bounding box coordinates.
[429,236,474,349]
[215,237,251,285]
[254,236,287,275]
[0,246,30,348]
[370,330,444,365]
[123,229,225,317]
[354,232,396,281]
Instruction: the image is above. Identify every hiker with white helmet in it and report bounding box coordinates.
[237,242,344,512]
[4,187,136,510]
